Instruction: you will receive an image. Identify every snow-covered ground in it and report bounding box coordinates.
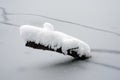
[0,0,120,80]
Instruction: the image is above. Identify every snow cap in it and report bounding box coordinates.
[43,22,54,31]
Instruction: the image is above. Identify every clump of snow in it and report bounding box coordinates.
[43,22,54,31]
[20,22,91,57]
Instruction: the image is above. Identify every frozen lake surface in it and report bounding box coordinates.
[0,0,120,80]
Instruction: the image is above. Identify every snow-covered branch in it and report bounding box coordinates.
[20,23,91,59]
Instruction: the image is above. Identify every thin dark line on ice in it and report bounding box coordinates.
[85,60,120,71]
[0,7,8,21]
[7,13,120,36]
[0,21,20,27]
[0,7,120,36]
[91,49,120,54]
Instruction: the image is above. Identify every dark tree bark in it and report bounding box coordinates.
[26,41,90,60]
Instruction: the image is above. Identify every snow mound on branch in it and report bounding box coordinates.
[43,22,54,31]
[20,22,91,57]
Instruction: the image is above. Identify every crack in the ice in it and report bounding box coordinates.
[8,13,120,36]
[85,60,120,71]
[91,49,120,54]
[52,59,120,71]
[0,21,20,27]
[69,59,120,71]
[0,7,120,36]
[0,7,8,21]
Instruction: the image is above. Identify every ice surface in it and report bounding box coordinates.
[1,0,120,80]
[20,23,91,57]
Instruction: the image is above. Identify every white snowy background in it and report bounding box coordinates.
[0,0,120,80]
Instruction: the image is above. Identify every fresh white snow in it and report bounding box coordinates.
[20,22,91,57]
